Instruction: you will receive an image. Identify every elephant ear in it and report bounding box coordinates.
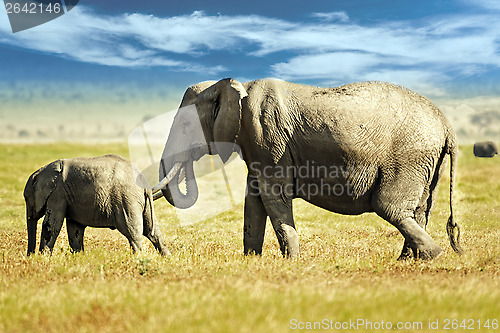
[180,81,217,108]
[33,160,63,213]
[212,78,248,163]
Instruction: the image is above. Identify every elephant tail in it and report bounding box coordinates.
[143,189,156,237]
[446,135,463,254]
[143,188,170,256]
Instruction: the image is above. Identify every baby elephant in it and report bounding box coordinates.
[24,154,170,256]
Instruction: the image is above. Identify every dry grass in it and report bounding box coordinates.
[0,143,499,332]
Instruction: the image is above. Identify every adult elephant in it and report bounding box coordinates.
[473,141,498,158]
[153,78,462,260]
[24,154,169,256]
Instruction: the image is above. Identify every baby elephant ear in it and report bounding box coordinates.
[213,78,248,163]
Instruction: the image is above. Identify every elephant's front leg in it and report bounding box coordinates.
[259,180,299,258]
[243,175,268,255]
[39,199,67,253]
[67,219,86,253]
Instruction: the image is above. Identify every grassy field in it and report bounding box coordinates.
[0,143,499,332]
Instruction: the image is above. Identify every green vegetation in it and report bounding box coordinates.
[0,143,499,332]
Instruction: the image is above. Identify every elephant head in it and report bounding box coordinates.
[24,160,62,255]
[153,78,248,208]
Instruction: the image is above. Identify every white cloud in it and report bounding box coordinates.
[461,0,500,10]
[267,13,500,94]
[311,12,349,22]
[1,5,499,91]
[271,52,383,80]
[361,70,449,97]
[0,7,228,72]
[272,52,450,96]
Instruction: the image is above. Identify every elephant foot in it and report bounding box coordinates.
[391,218,442,260]
[244,249,263,256]
[397,240,413,261]
[280,224,300,258]
[397,249,413,261]
[413,245,443,260]
[158,247,171,256]
[39,246,53,255]
[397,244,442,261]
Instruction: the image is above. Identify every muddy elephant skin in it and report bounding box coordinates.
[155,78,462,260]
[24,154,169,256]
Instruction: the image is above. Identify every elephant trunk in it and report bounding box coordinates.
[27,215,37,256]
[152,162,183,197]
[24,179,39,256]
[155,160,199,209]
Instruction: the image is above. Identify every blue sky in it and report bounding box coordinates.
[1,0,500,99]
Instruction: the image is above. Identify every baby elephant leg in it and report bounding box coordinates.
[115,214,143,254]
[127,239,143,254]
[143,222,170,256]
[66,219,86,253]
[121,225,143,254]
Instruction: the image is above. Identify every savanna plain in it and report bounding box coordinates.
[0,143,499,332]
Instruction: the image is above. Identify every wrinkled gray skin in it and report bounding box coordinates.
[24,154,169,256]
[157,78,462,260]
[473,141,498,158]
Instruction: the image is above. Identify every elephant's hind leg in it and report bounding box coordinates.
[398,152,448,260]
[373,170,442,260]
[119,227,143,254]
[398,195,432,260]
[143,223,170,256]
[115,209,143,254]
[67,219,86,253]
[122,229,143,254]
[390,217,442,260]
[398,197,435,260]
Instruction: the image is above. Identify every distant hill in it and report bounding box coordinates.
[1,82,499,145]
[440,96,500,144]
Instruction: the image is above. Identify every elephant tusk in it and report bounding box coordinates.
[152,190,164,200]
[152,162,183,195]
